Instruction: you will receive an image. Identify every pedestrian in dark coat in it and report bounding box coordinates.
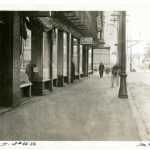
[99,62,105,78]
[111,65,120,87]
[71,61,75,83]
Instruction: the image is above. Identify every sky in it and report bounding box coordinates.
[127,6,150,54]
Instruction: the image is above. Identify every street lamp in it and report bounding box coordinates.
[118,11,128,98]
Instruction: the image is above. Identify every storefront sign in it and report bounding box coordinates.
[80,37,93,45]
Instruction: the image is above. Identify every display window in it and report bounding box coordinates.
[88,46,92,71]
[43,32,51,80]
[73,38,79,75]
[20,18,31,85]
[52,28,58,79]
[63,32,68,76]
[80,45,83,74]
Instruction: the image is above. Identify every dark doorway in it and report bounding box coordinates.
[0,12,13,107]
[0,15,5,105]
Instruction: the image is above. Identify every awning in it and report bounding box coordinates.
[32,17,54,32]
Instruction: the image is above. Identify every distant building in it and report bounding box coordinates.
[103,11,118,67]
[93,47,110,71]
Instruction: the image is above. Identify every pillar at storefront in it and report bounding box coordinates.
[31,25,52,95]
[87,46,89,76]
[57,30,64,87]
[67,33,72,84]
[0,12,21,107]
[50,30,53,91]
[12,12,22,106]
[31,26,43,95]
[118,11,128,98]
[82,45,88,77]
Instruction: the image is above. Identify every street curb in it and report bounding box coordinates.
[128,87,150,141]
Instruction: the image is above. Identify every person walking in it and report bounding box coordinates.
[111,65,120,87]
[71,60,75,83]
[99,62,105,78]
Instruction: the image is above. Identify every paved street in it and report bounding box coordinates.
[127,72,150,86]
[0,73,140,141]
[127,72,150,140]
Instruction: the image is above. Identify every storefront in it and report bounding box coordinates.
[80,38,93,77]
[0,12,21,107]
[30,17,54,95]
[0,11,96,107]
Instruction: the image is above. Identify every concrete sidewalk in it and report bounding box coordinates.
[0,73,140,141]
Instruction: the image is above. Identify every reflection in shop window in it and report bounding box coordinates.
[80,45,83,74]
[88,47,92,71]
[43,32,50,80]
[52,28,58,79]
[63,32,68,76]
[20,18,31,85]
[73,38,78,75]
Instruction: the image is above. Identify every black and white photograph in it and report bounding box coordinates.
[0,0,150,149]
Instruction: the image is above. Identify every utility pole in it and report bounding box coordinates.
[118,11,128,98]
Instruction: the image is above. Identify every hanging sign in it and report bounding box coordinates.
[80,37,93,45]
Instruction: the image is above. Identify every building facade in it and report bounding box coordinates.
[0,11,102,107]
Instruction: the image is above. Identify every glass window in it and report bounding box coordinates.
[88,47,92,71]
[63,32,68,76]
[73,38,78,75]
[43,32,50,80]
[52,28,58,79]
[80,45,83,73]
[20,25,31,85]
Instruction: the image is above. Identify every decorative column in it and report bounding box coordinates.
[118,11,128,98]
